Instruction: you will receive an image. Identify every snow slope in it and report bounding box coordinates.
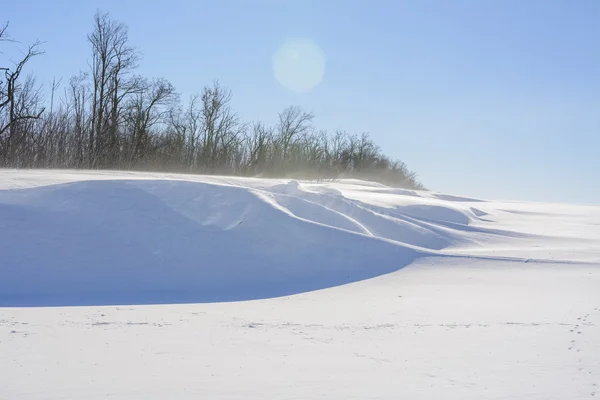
[1,169,599,399]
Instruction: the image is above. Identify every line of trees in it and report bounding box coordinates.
[0,13,424,190]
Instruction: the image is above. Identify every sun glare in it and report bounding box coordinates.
[272,38,326,93]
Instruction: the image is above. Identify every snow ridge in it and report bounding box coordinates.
[1,170,599,306]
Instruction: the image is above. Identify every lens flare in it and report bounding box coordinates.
[273,38,326,93]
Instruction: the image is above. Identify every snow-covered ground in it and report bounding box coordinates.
[1,169,599,399]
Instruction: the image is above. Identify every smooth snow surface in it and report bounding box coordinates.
[1,169,599,399]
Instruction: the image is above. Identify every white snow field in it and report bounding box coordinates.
[1,169,599,399]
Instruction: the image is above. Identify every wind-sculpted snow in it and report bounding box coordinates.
[1,171,599,307]
[0,179,423,306]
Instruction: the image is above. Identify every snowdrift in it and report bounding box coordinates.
[2,171,592,307]
[0,178,422,306]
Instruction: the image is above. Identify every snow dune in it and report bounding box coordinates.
[0,170,597,306]
[1,170,600,400]
[1,179,421,306]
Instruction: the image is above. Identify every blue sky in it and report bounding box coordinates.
[3,0,599,203]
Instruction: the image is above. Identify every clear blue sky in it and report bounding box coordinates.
[3,0,599,203]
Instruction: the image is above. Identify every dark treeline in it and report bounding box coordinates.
[0,13,424,189]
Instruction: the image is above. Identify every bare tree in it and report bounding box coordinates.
[87,11,139,167]
[244,121,273,174]
[198,80,245,172]
[276,105,314,164]
[0,39,45,164]
[66,72,91,166]
[176,93,204,169]
[124,77,176,165]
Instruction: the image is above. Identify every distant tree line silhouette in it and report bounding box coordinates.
[0,13,424,189]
